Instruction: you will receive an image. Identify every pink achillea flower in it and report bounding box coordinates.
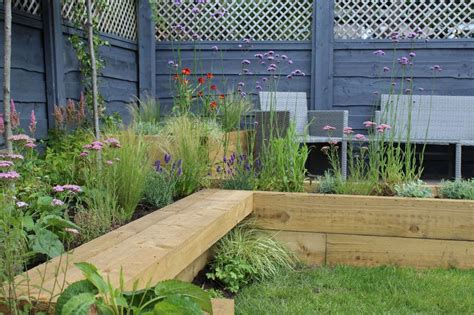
[16,201,28,208]
[0,161,14,168]
[9,134,33,142]
[0,153,24,160]
[52,199,65,206]
[329,140,338,145]
[354,134,367,141]
[53,184,82,193]
[105,138,121,148]
[323,125,336,131]
[79,151,89,157]
[0,171,20,181]
[343,127,354,134]
[363,121,377,128]
[25,141,37,149]
[376,124,391,133]
[84,141,103,151]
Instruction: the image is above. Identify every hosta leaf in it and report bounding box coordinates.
[41,214,80,231]
[30,228,64,258]
[61,292,96,315]
[152,296,203,315]
[55,280,98,315]
[154,280,212,314]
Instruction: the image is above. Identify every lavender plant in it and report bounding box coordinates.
[144,154,182,208]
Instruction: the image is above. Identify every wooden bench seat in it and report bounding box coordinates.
[8,189,253,311]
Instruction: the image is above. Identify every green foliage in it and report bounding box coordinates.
[56,262,212,315]
[207,222,297,293]
[55,280,98,315]
[107,131,152,221]
[221,153,256,191]
[257,123,308,192]
[236,266,474,315]
[159,115,220,197]
[218,92,252,132]
[129,97,162,126]
[439,179,474,200]
[394,180,433,198]
[43,128,93,185]
[143,158,180,208]
[316,171,338,194]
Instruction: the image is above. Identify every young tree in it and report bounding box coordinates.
[3,0,13,152]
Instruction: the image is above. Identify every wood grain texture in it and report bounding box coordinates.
[253,192,474,241]
[272,231,326,266]
[326,234,474,269]
[12,190,253,304]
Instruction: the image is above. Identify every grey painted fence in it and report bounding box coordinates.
[1,3,473,177]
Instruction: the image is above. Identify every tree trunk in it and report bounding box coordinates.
[3,0,13,152]
[86,0,100,141]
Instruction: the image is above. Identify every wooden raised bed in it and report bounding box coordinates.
[4,189,474,313]
[5,190,253,313]
[253,192,474,268]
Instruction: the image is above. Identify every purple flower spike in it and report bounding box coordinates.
[164,153,171,164]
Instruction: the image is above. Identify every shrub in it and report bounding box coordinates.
[316,171,338,194]
[143,155,181,208]
[394,180,433,198]
[207,222,297,293]
[439,180,474,200]
[220,153,256,191]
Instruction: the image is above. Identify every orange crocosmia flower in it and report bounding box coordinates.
[210,101,217,109]
[198,77,205,85]
[210,85,217,91]
[182,68,191,75]
[219,94,225,99]
[206,73,214,79]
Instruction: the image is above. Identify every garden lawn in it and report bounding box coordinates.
[235,265,474,315]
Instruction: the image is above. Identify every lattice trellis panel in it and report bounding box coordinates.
[335,0,474,40]
[13,0,41,15]
[61,0,137,40]
[155,0,313,41]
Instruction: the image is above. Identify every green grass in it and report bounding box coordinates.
[235,265,474,314]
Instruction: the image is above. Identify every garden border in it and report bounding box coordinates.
[4,189,474,313]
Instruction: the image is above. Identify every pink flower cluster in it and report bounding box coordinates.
[53,184,82,193]
[105,138,121,148]
[343,127,354,135]
[0,153,24,160]
[84,141,104,151]
[323,125,336,131]
[52,198,65,206]
[8,134,36,149]
[376,124,391,133]
[0,160,14,168]
[0,171,20,181]
[363,121,377,128]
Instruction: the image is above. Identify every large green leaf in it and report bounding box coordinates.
[152,296,203,315]
[61,292,96,315]
[30,228,64,258]
[123,287,156,311]
[41,214,80,231]
[74,262,109,293]
[154,280,212,314]
[55,280,98,315]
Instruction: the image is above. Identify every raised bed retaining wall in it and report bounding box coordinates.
[4,189,474,313]
[253,192,474,268]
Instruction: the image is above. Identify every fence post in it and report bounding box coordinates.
[42,0,66,128]
[311,1,334,110]
[137,0,156,100]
